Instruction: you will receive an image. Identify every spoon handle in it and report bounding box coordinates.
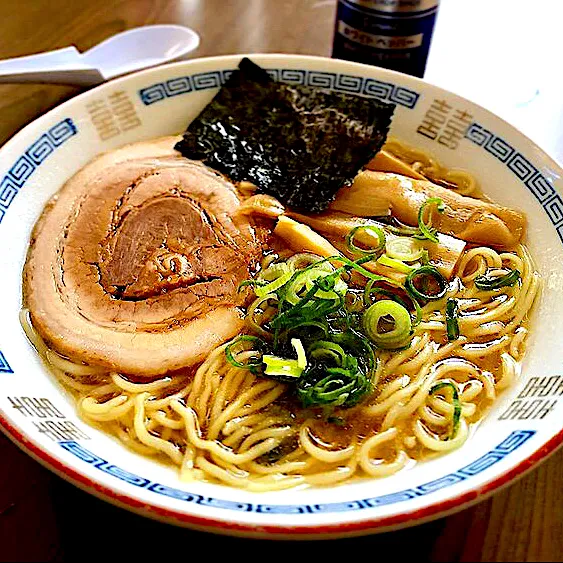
[0,46,104,86]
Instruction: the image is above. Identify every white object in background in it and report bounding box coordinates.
[0,24,200,87]
[425,0,563,165]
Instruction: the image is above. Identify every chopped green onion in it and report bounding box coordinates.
[420,249,430,265]
[255,264,294,297]
[416,197,445,243]
[346,225,386,256]
[363,300,412,349]
[284,265,347,305]
[297,361,372,408]
[272,279,344,331]
[363,282,423,327]
[445,298,460,341]
[258,262,293,282]
[280,320,329,344]
[377,254,415,274]
[333,330,377,375]
[225,336,266,373]
[237,279,267,292]
[385,236,424,262]
[263,355,304,379]
[474,269,521,290]
[405,265,448,301]
[291,338,307,369]
[239,252,404,408]
[308,340,348,365]
[324,254,400,288]
[430,382,461,439]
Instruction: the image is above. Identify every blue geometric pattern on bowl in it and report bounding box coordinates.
[59,430,534,514]
[0,352,13,374]
[138,68,420,109]
[0,118,78,224]
[465,123,563,243]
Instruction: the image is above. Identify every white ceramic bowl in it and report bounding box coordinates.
[1,54,562,539]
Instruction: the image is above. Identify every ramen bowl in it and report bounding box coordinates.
[1,54,562,539]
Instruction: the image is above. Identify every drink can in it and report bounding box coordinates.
[331,0,440,78]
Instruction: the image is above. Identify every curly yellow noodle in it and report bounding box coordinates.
[457,247,503,281]
[80,395,133,421]
[243,455,313,476]
[383,137,480,196]
[222,413,276,436]
[171,400,282,465]
[358,428,410,477]
[152,410,185,430]
[470,321,505,337]
[46,350,106,376]
[299,421,356,463]
[206,381,286,441]
[303,458,358,486]
[381,333,430,374]
[377,375,410,402]
[510,327,528,360]
[419,404,450,427]
[414,418,469,452]
[114,424,159,456]
[497,353,520,391]
[133,394,184,465]
[110,373,173,393]
[460,380,485,402]
[239,426,295,452]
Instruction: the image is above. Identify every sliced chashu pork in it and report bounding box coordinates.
[23,136,264,376]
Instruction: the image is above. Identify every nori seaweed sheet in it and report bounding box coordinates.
[175,58,395,212]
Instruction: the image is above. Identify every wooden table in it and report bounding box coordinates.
[1,1,562,560]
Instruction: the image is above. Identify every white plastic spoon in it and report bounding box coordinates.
[0,24,200,87]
